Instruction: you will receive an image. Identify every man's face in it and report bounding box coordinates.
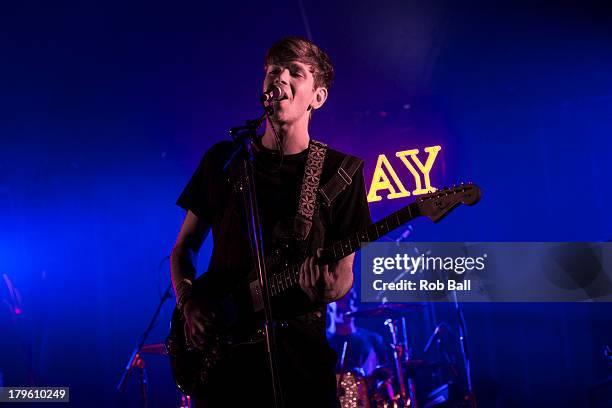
[263,60,322,124]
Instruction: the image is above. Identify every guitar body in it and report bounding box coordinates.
[166,307,220,396]
[166,238,306,396]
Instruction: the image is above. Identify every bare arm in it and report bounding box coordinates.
[170,210,210,302]
[171,210,211,348]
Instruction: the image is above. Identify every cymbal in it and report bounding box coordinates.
[345,303,424,319]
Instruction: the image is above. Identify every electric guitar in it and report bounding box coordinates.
[165,183,481,395]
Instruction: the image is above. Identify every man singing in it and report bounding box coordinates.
[170,36,371,407]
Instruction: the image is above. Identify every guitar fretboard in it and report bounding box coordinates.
[268,202,419,296]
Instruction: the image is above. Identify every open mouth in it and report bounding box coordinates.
[273,95,289,104]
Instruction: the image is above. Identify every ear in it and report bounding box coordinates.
[310,87,328,111]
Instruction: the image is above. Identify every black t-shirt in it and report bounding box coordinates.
[177,138,371,295]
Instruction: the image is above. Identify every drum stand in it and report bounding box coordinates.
[452,291,476,408]
[116,278,192,408]
[384,318,418,408]
[117,282,173,407]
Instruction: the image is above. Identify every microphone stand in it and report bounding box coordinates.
[116,281,173,407]
[223,104,284,408]
[384,318,410,407]
[452,291,476,408]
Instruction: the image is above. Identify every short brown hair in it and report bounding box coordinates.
[265,36,334,90]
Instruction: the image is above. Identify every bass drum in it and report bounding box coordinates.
[336,371,370,408]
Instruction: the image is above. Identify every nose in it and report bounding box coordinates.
[275,67,291,85]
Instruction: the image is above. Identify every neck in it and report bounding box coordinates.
[262,117,310,154]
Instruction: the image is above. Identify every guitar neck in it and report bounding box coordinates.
[268,202,420,297]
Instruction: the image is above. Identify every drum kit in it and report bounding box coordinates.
[337,302,477,408]
[335,303,425,408]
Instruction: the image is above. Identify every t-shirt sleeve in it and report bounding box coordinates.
[329,161,372,241]
[176,141,234,224]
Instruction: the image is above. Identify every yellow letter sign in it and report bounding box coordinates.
[367,145,441,203]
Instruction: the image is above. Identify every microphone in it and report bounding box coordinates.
[261,84,285,103]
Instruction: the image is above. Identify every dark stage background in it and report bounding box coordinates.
[1,1,611,407]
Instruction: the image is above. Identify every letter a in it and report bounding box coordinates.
[367,154,410,202]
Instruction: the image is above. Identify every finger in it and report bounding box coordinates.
[193,319,206,335]
[189,311,206,329]
[184,322,195,347]
[322,264,331,283]
[309,256,318,287]
[316,247,323,259]
[189,324,202,340]
[299,259,308,290]
[304,257,310,287]
[324,265,336,289]
[312,258,320,286]
[191,332,206,349]
[188,324,205,348]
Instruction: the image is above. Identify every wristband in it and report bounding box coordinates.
[175,278,193,311]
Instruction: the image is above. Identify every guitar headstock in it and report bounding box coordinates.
[416,183,481,223]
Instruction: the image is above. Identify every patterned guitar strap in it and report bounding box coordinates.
[293,139,328,240]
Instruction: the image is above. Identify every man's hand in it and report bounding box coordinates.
[299,249,354,303]
[182,298,209,350]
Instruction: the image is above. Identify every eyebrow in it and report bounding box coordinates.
[291,63,313,74]
[267,62,311,73]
